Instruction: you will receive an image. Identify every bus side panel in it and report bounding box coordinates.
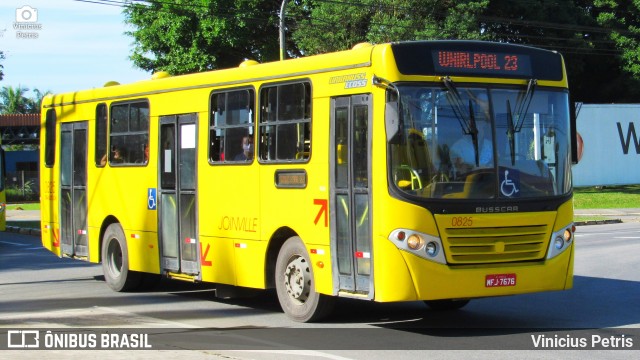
[199,235,235,285]
[256,94,334,295]
[89,165,159,270]
[303,96,333,296]
[199,163,261,287]
[125,230,160,274]
[258,163,331,291]
[372,235,420,302]
[372,198,439,302]
[40,111,60,257]
[234,239,268,288]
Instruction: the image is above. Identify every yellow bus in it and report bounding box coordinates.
[40,41,576,322]
[0,141,5,231]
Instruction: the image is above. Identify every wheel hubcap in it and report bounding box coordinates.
[284,255,310,304]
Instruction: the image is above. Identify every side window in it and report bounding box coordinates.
[95,104,107,166]
[109,100,149,166]
[259,82,311,162]
[45,109,56,167]
[209,88,254,163]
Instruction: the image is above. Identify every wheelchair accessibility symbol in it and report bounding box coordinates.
[148,188,157,210]
[500,169,520,197]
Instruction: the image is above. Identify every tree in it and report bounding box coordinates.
[0,85,30,114]
[122,1,640,102]
[26,88,51,114]
[593,1,640,77]
[124,0,283,75]
[288,0,489,55]
[477,0,640,102]
[0,51,5,81]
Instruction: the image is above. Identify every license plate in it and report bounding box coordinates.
[485,273,516,287]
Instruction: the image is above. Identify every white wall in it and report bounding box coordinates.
[573,104,640,186]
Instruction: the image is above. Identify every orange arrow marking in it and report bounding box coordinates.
[314,199,328,227]
[200,243,212,266]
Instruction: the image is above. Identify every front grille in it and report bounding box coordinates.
[442,225,550,264]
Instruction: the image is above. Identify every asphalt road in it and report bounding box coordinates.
[1,222,639,359]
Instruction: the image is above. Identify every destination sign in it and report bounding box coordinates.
[432,50,532,77]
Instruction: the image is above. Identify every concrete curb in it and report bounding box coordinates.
[5,225,41,237]
[574,219,623,226]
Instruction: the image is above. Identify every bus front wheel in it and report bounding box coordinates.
[101,223,141,292]
[275,236,334,322]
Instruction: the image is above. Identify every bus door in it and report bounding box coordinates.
[60,122,88,258]
[330,95,373,297]
[158,114,200,276]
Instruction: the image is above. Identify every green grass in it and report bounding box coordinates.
[573,185,640,209]
[3,186,637,228]
[5,203,40,211]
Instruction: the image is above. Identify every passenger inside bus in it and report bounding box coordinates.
[234,135,253,161]
[110,146,126,164]
[450,93,493,176]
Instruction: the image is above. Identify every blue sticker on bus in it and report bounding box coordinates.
[147,188,157,210]
[500,169,520,197]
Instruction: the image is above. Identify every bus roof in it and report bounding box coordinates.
[42,42,378,108]
[42,40,566,109]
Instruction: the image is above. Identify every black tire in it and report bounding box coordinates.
[101,223,141,291]
[424,299,470,311]
[275,236,334,322]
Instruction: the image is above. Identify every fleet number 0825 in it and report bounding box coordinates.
[451,217,473,227]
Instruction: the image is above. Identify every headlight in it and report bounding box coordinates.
[426,241,439,257]
[407,234,424,250]
[388,229,447,264]
[554,237,564,250]
[547,224,574,259]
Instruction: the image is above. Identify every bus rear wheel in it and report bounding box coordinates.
[275,236,334,322]
[101,223,141,292]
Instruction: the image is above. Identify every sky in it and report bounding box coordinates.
[0,0,148,97]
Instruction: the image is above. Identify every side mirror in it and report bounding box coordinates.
[570,100,580,164]
[386,100,399,142]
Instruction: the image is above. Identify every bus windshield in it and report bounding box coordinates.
[389,83,572,200]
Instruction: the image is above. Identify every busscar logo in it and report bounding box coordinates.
[7,330,39,348]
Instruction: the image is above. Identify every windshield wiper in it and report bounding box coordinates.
[513,79,537,132]
[506,99,516,165]
[442,77,472,134]
[443,77,480,166]
[506,79,537,165]
[469,100,480,166]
